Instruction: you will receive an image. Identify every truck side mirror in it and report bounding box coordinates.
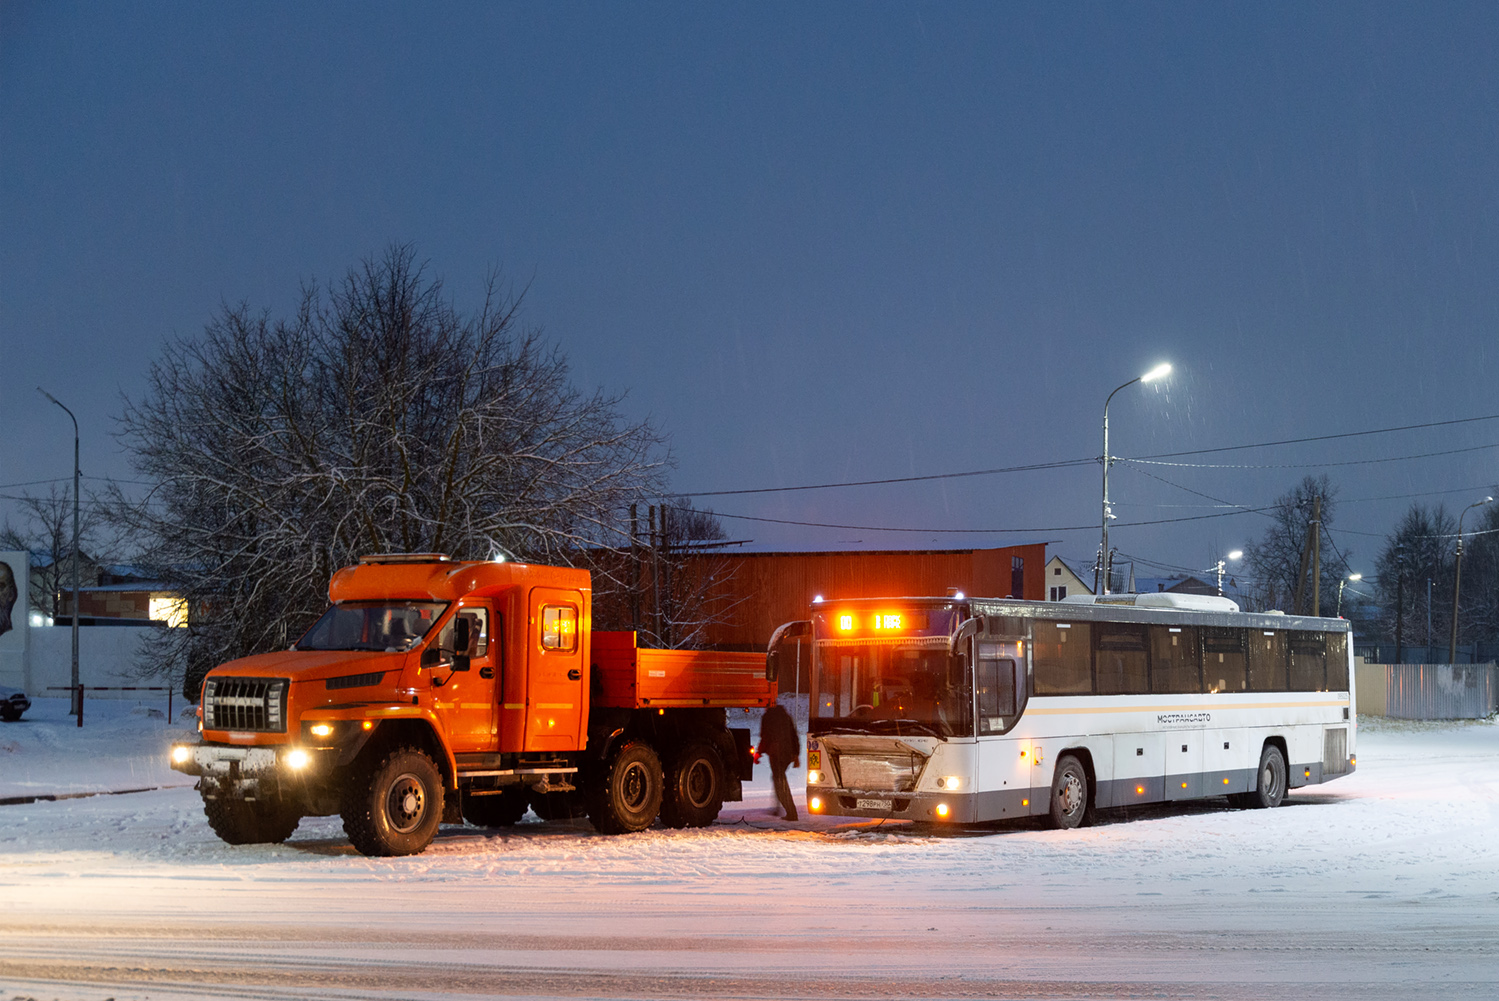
[765,619,811,682]
[455,617,472,654]
[452,654,471,672]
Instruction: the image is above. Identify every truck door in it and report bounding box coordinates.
[436,603,497,753]
[526,587,587,751]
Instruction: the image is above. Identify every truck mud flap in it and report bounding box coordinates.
[730,727,754,781]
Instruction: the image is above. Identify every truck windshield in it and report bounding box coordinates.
[296,601,448,652]
[811,636,972,739]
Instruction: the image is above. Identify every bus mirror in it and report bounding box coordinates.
[454,617,472,654]
[766,619,811,682]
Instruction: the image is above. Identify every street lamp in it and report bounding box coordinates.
[37,388,81,723]
[1099,362,1171,594]
[1449,496,1494,663]
[1209,549,1243,597]
[1337,573,1362,618]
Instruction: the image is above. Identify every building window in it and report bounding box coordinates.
[1053,566,1062,576]
[1049,585,1067,601]
[1011,556,1025,599]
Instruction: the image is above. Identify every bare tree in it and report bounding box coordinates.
[0,485,108,619]
[588,498,744,650]
[111,245,669,695]
[1457,501,1499,647]
[1242,475,1350,614]
[1373,503,1458,655]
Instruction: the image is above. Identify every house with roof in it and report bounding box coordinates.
[1044,555,1094,601]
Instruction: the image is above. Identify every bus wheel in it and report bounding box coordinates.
[660,741,724,829]
[587,739,663,835]
[342,747,444,856]
[1049,756,1089,830]
[1247,744,1287,809]
[462,787,529,828]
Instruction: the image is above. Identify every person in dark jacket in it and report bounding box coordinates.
[759,696,800,820]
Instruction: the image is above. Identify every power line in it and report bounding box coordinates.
[1125,412,1499,461]
[675,457,1097,498]
[1122,441,1499,470]
[699,504,1276,535]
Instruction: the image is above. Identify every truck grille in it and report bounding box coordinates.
[203,677,288,733]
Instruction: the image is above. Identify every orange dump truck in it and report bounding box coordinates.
[170,554,772,856]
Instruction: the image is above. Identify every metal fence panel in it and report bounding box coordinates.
[1383,663,1497,719]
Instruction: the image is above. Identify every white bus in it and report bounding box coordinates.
[766,592,1355,828]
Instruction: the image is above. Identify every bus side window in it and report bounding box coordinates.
[1150,625,1200,694]
[1248,631,1286,691]
[1202,628,1246,693]
[1326,632,1350,691]
[1033,622,1091,695]
[1095,624,1148,695]
[1289,632,1327,691]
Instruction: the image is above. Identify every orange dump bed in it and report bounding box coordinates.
[591,631,774,709]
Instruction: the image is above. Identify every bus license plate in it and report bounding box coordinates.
[856,798,893,811]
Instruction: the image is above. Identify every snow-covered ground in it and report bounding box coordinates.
[2,696,1497,1000]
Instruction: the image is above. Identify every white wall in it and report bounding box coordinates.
[25,624,169,701]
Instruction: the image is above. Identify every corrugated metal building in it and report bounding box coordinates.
[689,543,1047,650]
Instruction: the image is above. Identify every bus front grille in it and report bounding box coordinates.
[833,752,923,792]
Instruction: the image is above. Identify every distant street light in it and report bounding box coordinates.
[1449,496,1494,663]
[1098,363,1171,594]
[37,388,81,724]
[1337,573,1362,618]
[1209,549,1243,597]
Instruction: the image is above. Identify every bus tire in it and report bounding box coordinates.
[202,792,301,845]
[1048,756,1089,830]
[1247,744,1287,809]
[462,787,529,828]
[660,741,724,829]
[341,747,444,856]
[586,739,663,835]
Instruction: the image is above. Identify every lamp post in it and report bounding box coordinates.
[1209,549,1243,597]
[1449,496,1494,663]
[1099,362,1171,594]
[1337,573,1362,618]
[37,388,81,723]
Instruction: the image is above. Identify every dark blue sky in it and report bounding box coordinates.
[4,2,1498,584]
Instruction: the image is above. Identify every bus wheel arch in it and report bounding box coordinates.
[1048,753,1092,830]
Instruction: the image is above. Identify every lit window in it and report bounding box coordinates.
[541,605,577,651]
[150,596,189,628]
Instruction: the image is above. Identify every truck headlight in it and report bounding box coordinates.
[170,745,192,765]
[284,749,310,769]
[309,723,334,737]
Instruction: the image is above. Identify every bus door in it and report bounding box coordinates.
[526,587,587,752]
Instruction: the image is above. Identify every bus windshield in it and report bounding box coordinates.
[296,601,447,652]
[811,636,972,738]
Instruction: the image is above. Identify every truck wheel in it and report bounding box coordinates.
[586,739,663,835]
[202,791,302,845]
[342,747,444,856]
[461,787,529,828]
[659,741,723,829]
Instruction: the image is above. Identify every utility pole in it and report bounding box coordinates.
[1394,545,1406,664]
[1310,494,1322,617]
[1292,498,1314,616]
[1449,497,1493,664]
[629,504,640,634]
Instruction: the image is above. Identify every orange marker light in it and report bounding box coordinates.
[1022,798,1029,807]
[362,721,373,730]
[1136,785,1145,795]
[809,796,822,812]
[1181,782,1188,789]
[1223,777,1230,785]
[935,803,949,818]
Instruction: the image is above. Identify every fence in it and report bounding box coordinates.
[46,685,173,728]
[1356,663,1497,720]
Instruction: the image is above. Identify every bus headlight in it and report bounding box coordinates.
[807,770,821,784]
[170,745,192,765]
[284,749,311,770]
[936,776,961,790]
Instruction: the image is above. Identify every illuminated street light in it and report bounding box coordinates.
[1337,573,1362,618]
[1098,363,1171,593]
[1449,496,1494,663]
[37,388,81,725]
[1209,550,1243,597]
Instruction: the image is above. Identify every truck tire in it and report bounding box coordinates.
[461,787,529,828]
[586,739,663,835]
[659,741,724,829]
[202,791,302,845]
[342,747,444,856]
